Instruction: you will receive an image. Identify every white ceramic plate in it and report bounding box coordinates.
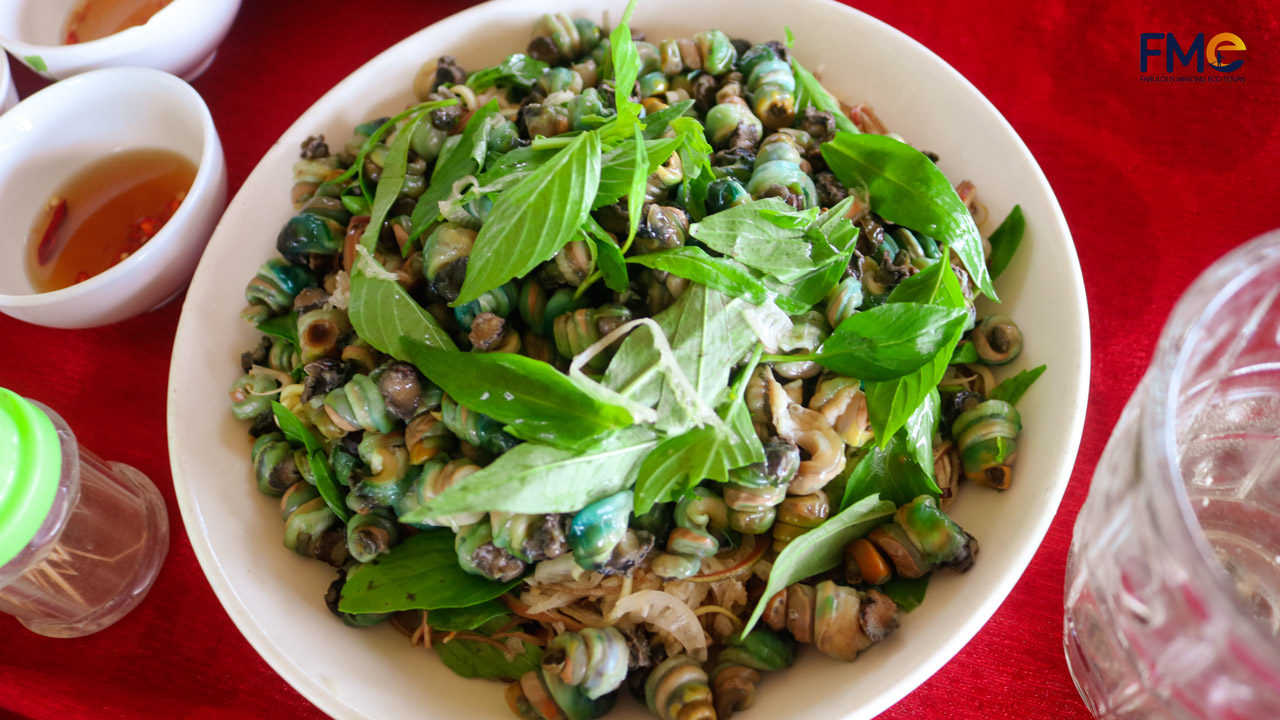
[168,0,1090,718]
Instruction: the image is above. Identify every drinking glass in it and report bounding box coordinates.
[1064,231,1280,718]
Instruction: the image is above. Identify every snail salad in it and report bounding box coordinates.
[227,3,1043,719]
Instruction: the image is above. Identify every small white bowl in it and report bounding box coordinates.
[0,66,226,329]
[0,0,241,81]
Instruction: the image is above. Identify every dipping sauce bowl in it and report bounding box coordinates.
[0,67,226,328]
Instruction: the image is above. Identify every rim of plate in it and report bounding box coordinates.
[168,0,1090,718]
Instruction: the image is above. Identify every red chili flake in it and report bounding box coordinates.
[36,198,69,266]
[74,271,90,284]
[65,31,79,45]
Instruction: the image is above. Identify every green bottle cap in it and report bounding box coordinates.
[0,389,61,568]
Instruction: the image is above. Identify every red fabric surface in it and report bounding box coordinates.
[1,1,1277,718]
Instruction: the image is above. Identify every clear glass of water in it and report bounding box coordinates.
[1065,231,1280,718]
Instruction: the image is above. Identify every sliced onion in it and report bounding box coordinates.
[607,589,708,661]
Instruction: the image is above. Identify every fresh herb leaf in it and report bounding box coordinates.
[404,427,658,519]
[763,205,860,311]
[864,331,959,445]
[950,342,978,364]
[361,109,433,251]
[624,122,648,247]
[307,452,352,523]
[348,251,457,357]
[671,116,714,183]
[465,54,548,91]
[900,389,941,483]
[609,0,643,124]
[269,404,349,521]
[839,433,939,510]
[815,303,968,381]
[339,531,520,614]
[821,132,996,299]
[641,100,696,139]
[428,600,510,632]
[400,339,634,451]
[584,218,630,292]
[270,401,320,455]
[784,26,795,48]
[627,247,768,305]
[408,100,502,246]
[24,55,46,73]
[604,285,758,433]
[741,495,896,636]
[331,101,455,205]
[989,364,1046,406]
[595,136,680,209]
[986,204,1025,281]
[435,618,544,680]
[881,574,929,612]
[456,130,602,305]
[256,312,299,348]
[633,405,763,514]
[689,199,818,277]
[790,55,860,136]
[887,255,961,308]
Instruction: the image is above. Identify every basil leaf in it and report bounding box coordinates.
[457,130,602,305]
[479,145,556,187]
[624,122,648,246]
[821,132,996,299]
[256,312,299,348]
[24,55,46,72]
[610,0,643,123]
[627,247,768,305]
[607,285,758,434]
[986,204,1025,281]
[989,364,1046,406]
[349,254,457,358]
[405,427,658,518]
[308,452,352,524]
[864,330,959,445]
[741,495,896,636]
[400,340,633,451]
[585,218,629,292]
[881,575,929,612]
[815,303,968,381]
[436,626,543,681]
[466,54,548,91]
[839,433,938,510]
[763,209,860,310]
[633,403,762,515]
[790,55,860,136]
[839,450,877,511]
[900,389,941,483]
[595,136,679,209]
[409,100,502,244]
[270,401,320,455]
[671,116,714,183]
[641,100,696,138]
[339,531,520,614]
[429,600,510,632]
[360,109,432,251]
[689,199,818,277]
[887,257,949,306]
[950,342,979,364]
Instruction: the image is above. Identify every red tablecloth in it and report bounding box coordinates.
[2,1,1278,718]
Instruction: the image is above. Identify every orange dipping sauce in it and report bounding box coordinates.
[62,0,173,44]
[25,149,196,293]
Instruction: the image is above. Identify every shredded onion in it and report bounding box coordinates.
[607,589,708,661]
